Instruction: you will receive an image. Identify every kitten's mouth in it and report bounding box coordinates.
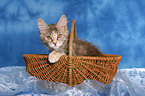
[52,45,59,49]
[53,46,59,49]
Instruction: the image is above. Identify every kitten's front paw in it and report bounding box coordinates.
[48,51,65,63]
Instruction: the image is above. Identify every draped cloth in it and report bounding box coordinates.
[0,66,144,96]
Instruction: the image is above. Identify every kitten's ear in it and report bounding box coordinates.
[38,18,49,30]
[57,15,67,28]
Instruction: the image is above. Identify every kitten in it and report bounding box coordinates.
[38,15,102,63]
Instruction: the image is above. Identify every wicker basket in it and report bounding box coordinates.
[23,20,122,86]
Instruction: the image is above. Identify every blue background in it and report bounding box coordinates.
[0,0,145,69]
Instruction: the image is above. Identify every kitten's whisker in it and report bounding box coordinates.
[67,19,71,24]
[34,27,39,29]
[39,46,49,54]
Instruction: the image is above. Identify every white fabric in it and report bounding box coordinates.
[0,66,145,96]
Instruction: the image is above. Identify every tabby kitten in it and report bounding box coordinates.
[38,15,102,63]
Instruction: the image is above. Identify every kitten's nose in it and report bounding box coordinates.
[53,42,57,46]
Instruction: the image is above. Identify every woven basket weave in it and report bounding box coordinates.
[23,20,122,86]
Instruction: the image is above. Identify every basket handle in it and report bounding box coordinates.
[69,20,77,57]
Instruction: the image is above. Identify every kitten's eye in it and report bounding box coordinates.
[47,36,52,39]
[57,34,62,38]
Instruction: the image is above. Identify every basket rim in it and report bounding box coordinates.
[23,54,122,61]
